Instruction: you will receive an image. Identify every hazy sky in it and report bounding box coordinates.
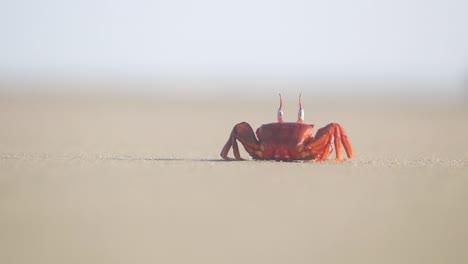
[1,0,468,90]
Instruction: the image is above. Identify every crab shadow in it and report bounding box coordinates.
[99,156,224,162]
[100,156,312,163]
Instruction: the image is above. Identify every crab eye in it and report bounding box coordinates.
[298,108,304,123]
[277,108,284,122]
[277,93,284,123]
[297,93,304,123]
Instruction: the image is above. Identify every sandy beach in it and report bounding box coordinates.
[1,94,467,264]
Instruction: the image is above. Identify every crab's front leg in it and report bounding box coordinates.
[220,122,262,160]
[305,123,354,161]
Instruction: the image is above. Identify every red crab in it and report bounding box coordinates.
[220,94,354,161]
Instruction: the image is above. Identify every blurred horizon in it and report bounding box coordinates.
[1,77,465,102]
[1,0,467,97]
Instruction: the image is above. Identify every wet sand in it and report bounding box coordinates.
[1,94,467,264]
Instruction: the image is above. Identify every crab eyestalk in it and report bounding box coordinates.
[297,93,304,123]
[277,93,284,123]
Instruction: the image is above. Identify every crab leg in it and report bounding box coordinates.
[220,131,237,161]
[306,123,354,161]
[231,134,242,160]
[220,122,261,160]
[320,133,335,160]
[332,124,343,160]
[339,125,354,158]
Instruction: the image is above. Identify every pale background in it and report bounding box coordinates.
[1,1,468,264]
[1,0,468,96]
